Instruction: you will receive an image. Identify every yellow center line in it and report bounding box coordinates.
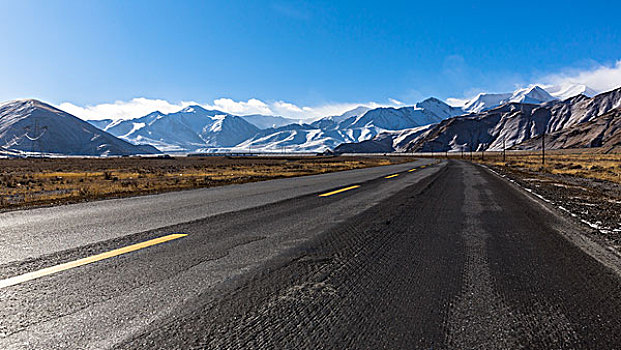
[408,168,417,172]
[0,233,188,289]
[384,174,399,179]
[318,185,361,197]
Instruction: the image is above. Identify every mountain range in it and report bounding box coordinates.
[91,107,262,152]
[336,86,621,154]
[0,100,159,157]
[1,83,618,157]
[514,107,621,151]
[461,86,557,113]
[86,96,466,153]
[90,84,596,153]
[230,97,464,152]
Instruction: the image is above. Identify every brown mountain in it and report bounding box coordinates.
[513,107,621,152]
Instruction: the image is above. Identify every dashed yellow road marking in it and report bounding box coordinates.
[0,233,188,289]
[318,185,361,197]
[384,174,399,179]
[408,168,417,172]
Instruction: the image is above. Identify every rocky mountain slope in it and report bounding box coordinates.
[545,84,597,100]
[337,87,621,154]
[461,86,556,113]
[247,87,580,153]
[0,100,159,156]
[405,87,621,152]
[513,107,621,151]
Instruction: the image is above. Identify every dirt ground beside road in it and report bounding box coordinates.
[0,155,415,211]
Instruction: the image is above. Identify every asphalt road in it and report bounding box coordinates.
[0,159,434,265]
[1,160,621,349]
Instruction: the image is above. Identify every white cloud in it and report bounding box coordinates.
[541,60,621,93]
[58,97,402,121]
[296,102,388,119]
[445,97,469,107]
[43,60,621,122]
[272,100,304,113]
[389,98,404,106]
[446,60,621,105]
[210,98,272,115]
[59,98,197,121]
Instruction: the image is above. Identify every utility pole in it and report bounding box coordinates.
[32,119,37,155]
[24,120,47,157]
[541,131,545,165]
[502,136,506,163]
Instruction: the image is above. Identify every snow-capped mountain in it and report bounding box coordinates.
[406,87,621,152]
[94,112,299,132]
[414,97,465,119]
[238,114,300,129]
[0,99,159,156]
[325,106,372,123]
[508,85,556,104]
[336,101,458,134]
[462,86,556,113]
[2,80,608,157]
[81,82,611,154]
[88,119,114,131]
[86,98,461,153]
[229,107,377,152]
[233,98,463,152]
[461,84,595,113]
[336,86,621,153]
[336,98,462,135]
[462,92,513,113]
[234,123,343,152]
[335,124,434,153]
[92,105,261,152]
[544,83,597,100]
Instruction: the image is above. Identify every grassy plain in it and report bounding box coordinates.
[444,149,621,184]
[0,155,414,210]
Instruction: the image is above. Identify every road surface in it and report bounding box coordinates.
[1,159,620,349]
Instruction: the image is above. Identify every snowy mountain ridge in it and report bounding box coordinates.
[0,82,604,156]
[336,86,621,154]
[0,99,159,156]
[97,105,261,152]
[460,83,595,113]
[88,83,600,153]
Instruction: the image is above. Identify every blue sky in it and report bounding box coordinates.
[1,0,620,119]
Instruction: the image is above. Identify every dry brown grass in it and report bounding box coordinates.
[0,155,414,210]
[446,149,621,184]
